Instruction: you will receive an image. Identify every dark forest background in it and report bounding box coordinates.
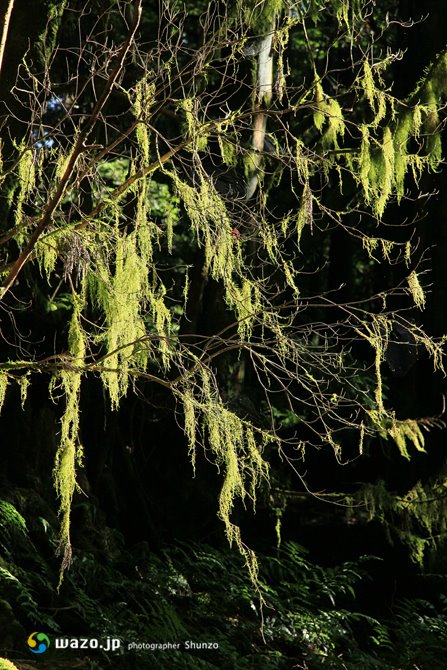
[0,1,447,668]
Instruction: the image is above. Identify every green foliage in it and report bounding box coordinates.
[389,597,447,667]
[3,508,447,670]
[0,499,59,631]
[0,501,27,557]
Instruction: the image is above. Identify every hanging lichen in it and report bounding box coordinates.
[362,60,387,129]
[362,236,397,263]
[375,126,395,218]
[133,79,156,165]
[177,363,271,588]
[37,0,69,63]
[178,98,209,152]
[18,374,30,409]
[37,225,80,282]
[389,418,426,459]
[294,139,310,184]
[358,421,365,455]
[226,279,261,342]
[354,310,443,460]
[313,82,326,132]
[52,289,86,584]
[91,230,150,407]
[0,372,8,413]
[0,659,20,670]
[14,143,36,234]
[407,271,426,310]
[346,49,447,216]
[322,97,345,150]
[237,0,283,33]
[183,387,197,474]
[216,117,239,168]
[274,15,295,103]
[355,315,391,413]
[393,110,413,202]
[169,166,247,322]
[357,124,372,203]
[359,475,447,564]
[296,183,313,247]
[411,326,446,374]
[335,0,364,33]
[0,140,3,189]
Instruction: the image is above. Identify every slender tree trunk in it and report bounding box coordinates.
[0,0,14,76]
[246,23,275,200]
